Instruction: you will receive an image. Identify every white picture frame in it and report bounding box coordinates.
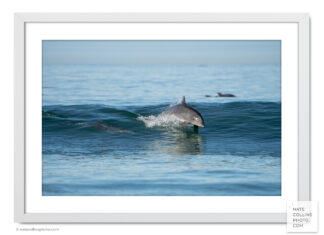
[14,13,310,223]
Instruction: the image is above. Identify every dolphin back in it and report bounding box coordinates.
[181,96,186,104]
[163,102,203,124]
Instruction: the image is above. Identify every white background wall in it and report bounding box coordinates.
[0,0,322,234]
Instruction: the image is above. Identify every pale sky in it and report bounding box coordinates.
[43,40,281,65]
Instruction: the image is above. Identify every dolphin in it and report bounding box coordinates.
[94,120,133,133]
[162,96,205,129]
[217,92,235,97]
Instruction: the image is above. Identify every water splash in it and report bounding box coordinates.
[137,113,185,128]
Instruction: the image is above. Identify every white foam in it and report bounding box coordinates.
[137,113,185,128]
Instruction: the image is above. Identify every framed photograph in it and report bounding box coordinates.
[14,13,310,223]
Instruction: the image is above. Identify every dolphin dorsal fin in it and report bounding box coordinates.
[181,96,186,104]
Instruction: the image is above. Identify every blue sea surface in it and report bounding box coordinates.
[42,64,281,196]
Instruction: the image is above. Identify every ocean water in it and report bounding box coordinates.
[42,64,281,196]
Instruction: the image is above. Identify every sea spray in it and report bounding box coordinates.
[137,113,185,128]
